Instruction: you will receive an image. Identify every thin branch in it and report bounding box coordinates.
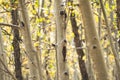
[99,0,120,78]
[0,67,9,74]
[0,23,20,29]
[0,11,10,13]
[24,51,37,68]
[1,28,11,36]
[0,58,16,80]
[39,46,86,50]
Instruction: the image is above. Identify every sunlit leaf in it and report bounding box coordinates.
[34,41,39,47]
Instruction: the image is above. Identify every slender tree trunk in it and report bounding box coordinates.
[35,0,46,80]
[0,28,6,80]
[18,0,39,80]
[0,27,15,80]
[116,0,120,52]
[78,0,108,80]
[87,52,95,80]
[109,1,119,80]
[36,0,46,80]
[70,13,89,80]
[54,0,69,80]
[73,64,80,80]
[38,0,44,17]
[98,8,102,37]
[115,1,120,79]
[44,48,52,80]
[116,0,120,30]
[10,0,23,80]
[99,0,120,79]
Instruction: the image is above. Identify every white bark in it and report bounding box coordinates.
[0,27,8,80]
[78,0,109,80]
[18,0,40,80]
[0,27,5,80]
[54,0,69,80]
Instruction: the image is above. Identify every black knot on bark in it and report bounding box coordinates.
[20,21,25,27]
[63,39,67,43]
[64,71,69,76]
[93,45,97,49]
[60,10,65,16]
[52,43,56,47]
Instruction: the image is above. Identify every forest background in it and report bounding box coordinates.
[0,0,120,80]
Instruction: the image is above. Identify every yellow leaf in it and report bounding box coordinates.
[67,2,71,6]
[0,0,2,4]
[37,31,41,36]
[22,58,28,66]
[10,35,13,40]
[32,10,37,14]
[82,56,86,61]
[36,18,45,23]
[0,18,3,22]
[34,41,39,47]
[71,32,74,37]
[109,54,114,62]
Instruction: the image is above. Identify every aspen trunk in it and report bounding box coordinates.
[54,0,69,80]
[0,29,15,80]
[116,0,120,30]
[78,0,108,80]
[0,28,6,80]
[116,0,120,52]
[18,0,39,80]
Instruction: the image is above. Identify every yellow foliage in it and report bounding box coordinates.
[37,31,41,36]
[108,54,115,63]
[31,10,37,15]
[104,41,110,48]
[0,0,2,4]
[67,2,71,6]
[0,18,3,22]
[49,70,55,78]
[82,56,86,61]
[10,35,13,40]
[22,58,28,66]
[22,67,29,76]
[6,45,13,51]
[34,41,39,47]
[22,58,29,75]
[36,18,45,23]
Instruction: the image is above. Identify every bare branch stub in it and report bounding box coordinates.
[0,23,20,29]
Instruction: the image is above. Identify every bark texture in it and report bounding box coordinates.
[78,0,108,80]
[10,0,23,80]
[117,0,120,30]
[70,13,89,80]
[117,0,120,52]
[100,0,120,79]
[18,0,39,80]
[54,0,69,80]
[0,28,5,80]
